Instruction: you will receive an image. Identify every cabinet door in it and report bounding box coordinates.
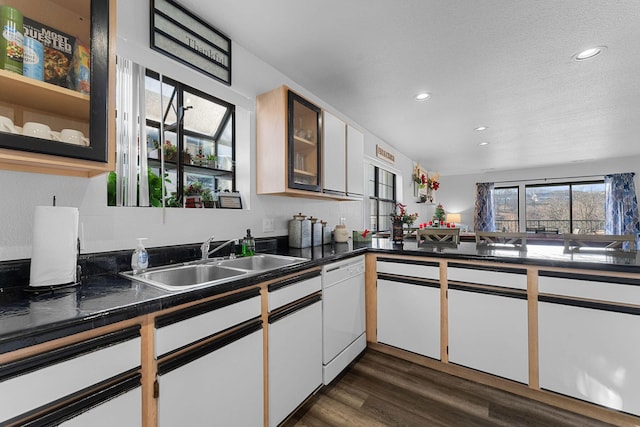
[346,125,364,196]
[288,90,321,192]
[539,300,640,416]
[448,287,528,383]
[322,110,346,194]
[157,325,264,427]
[269,297,323,427]
[0,327,140,424]
[0,0,113,173]
[59,382,141,426]
[377,278,440,359]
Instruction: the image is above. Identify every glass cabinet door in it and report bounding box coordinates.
[288,90,321,192]
[0,0,110,163]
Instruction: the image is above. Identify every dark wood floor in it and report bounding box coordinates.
[283,349,617,427]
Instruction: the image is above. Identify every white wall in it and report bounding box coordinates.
[0,1,415,261]
[4,2,633,261]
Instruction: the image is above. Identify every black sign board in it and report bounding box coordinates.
[151,0,231,85]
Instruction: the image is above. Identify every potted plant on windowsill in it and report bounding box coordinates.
[184,181,211,208]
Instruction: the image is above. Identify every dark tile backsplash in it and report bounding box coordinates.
[0,237,284,290]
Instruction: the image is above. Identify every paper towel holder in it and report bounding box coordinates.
[25,238,82,293]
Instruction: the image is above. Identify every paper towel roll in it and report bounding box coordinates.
[29,206,79,287]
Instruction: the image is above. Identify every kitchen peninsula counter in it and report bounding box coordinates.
[1,239,640,353]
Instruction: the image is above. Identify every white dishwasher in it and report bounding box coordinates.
[322,255,366,384]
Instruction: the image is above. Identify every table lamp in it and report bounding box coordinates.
[446,213,462,226]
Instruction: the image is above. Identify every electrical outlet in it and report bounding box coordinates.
[263,217,275,233]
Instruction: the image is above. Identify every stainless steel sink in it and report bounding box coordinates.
[122,254,308,291]
[123,263,248,291]
[217,254,308,271]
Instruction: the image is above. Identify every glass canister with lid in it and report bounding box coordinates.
[288,213,311,248]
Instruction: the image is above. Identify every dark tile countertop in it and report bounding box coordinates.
[2,237,640,355]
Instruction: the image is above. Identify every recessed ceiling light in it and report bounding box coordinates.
[415,92,430,101]
[474,126,488,131]
[573,46,606,61]
[479,142,489,146]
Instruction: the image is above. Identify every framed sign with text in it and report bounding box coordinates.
[151,0,232,85]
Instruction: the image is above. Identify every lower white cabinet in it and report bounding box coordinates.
[377,277,441,359]
[155,289,264,427]
[157,325,264,426]
[0,326,141,425]
[539,299,640,416]
[269,272,323,427]
[448,286,528,383]
[59,376,142,426]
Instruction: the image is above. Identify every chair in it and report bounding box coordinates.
[475,232,527,250]
[563,233,636,251]
[417,228,460,244]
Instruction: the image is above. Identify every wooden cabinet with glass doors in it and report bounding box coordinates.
[257,85,360,200]
[0,0,114,177]
[288,90,321,192]
[257,86,323,198]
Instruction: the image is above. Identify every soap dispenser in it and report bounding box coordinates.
[131,238,149,274]
[242,229,255,256]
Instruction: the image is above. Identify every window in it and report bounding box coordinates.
[525,181,605,234]
[495,187,519,232]
[145,70,235,207]
[369,164,396,233]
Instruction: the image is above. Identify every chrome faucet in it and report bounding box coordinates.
[201,236,239,260]
[201,235,215,260]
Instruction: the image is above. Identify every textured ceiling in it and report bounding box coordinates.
[178,0,640,176]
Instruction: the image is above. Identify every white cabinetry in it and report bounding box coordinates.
[156,289,263,427]
[376,258,441,359]
[59,379,141,426]
[322,110,346,194]
[538,272,640,416]
[268,272,323,427]
[448,287,528,383]
[447,264,528,383]
[0,327,141,425]
[346,125,365,197]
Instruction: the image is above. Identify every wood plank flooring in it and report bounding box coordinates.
[283,350,617,427]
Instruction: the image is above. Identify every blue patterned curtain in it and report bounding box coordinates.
[474,182,495,232]
[605,173,640,248]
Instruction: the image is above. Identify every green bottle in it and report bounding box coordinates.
[0,5,24,74]
[242,229,255,256]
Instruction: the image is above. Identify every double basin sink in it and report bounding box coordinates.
[122,254,308,292]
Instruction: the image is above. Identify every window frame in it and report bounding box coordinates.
[524,180,605,235]
[369,164,397,233]
[145,70,236,205]
[494,186,520,232]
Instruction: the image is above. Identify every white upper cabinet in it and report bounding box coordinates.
[346,125,365,196]
[322,110,346,194]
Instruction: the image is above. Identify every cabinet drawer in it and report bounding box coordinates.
[377,258,440,281]
[0,327,140,423]
[539,271,640,305]
[448,263,527,290]
[268,271,322,311]
[155,289,261,357]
